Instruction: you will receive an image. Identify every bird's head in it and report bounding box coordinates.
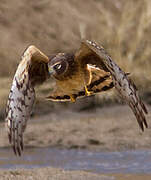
[48,53,69,78]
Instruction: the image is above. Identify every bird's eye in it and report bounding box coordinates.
[54,64,62,70]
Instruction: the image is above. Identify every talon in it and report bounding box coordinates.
[70,95,76,103]
[85,86,92,96]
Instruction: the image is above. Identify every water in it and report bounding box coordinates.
[0,148,151,174]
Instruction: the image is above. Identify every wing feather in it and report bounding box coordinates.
[5,45,49,155]
[75,40,148,131]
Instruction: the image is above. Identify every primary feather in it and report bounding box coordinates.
[5,45,49,155]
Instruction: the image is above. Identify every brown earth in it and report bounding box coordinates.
[0,167,114,180]
[1,105,151,152]
[0,104,151,179]
[1,168,151,180]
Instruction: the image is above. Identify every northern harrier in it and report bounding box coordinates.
[5,40,148,156]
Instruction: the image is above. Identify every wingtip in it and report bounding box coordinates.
[142,102,148,114]
[8,134,12,144]
[13,145,17,155]
[12,145,22,156]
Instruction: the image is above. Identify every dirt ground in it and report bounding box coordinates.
[0,167,113,180]
[1,168,151,180]
[1,105,151,151]
[0,104,151,179]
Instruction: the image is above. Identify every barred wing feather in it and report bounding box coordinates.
[5,46,49,156]
[75,40,148,131]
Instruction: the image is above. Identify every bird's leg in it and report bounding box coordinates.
[70,95,76,103]
[82,70,92,96]
[84,86,92,96]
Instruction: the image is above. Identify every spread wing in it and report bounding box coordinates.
[75,39,148,131]
[5,45,49,156]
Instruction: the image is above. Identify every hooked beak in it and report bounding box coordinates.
[48,67,55,76]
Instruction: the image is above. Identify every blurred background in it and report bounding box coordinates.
[0,0,151,118]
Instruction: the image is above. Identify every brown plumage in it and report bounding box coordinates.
[47,64,113,101]
[5,40,148,156]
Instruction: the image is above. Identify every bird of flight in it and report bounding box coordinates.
[5,39,148,156]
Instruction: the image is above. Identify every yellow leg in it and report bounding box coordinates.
[85,86,92,96]
[70,95,76,103]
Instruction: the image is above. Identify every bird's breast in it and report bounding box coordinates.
[56,66,90,94]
